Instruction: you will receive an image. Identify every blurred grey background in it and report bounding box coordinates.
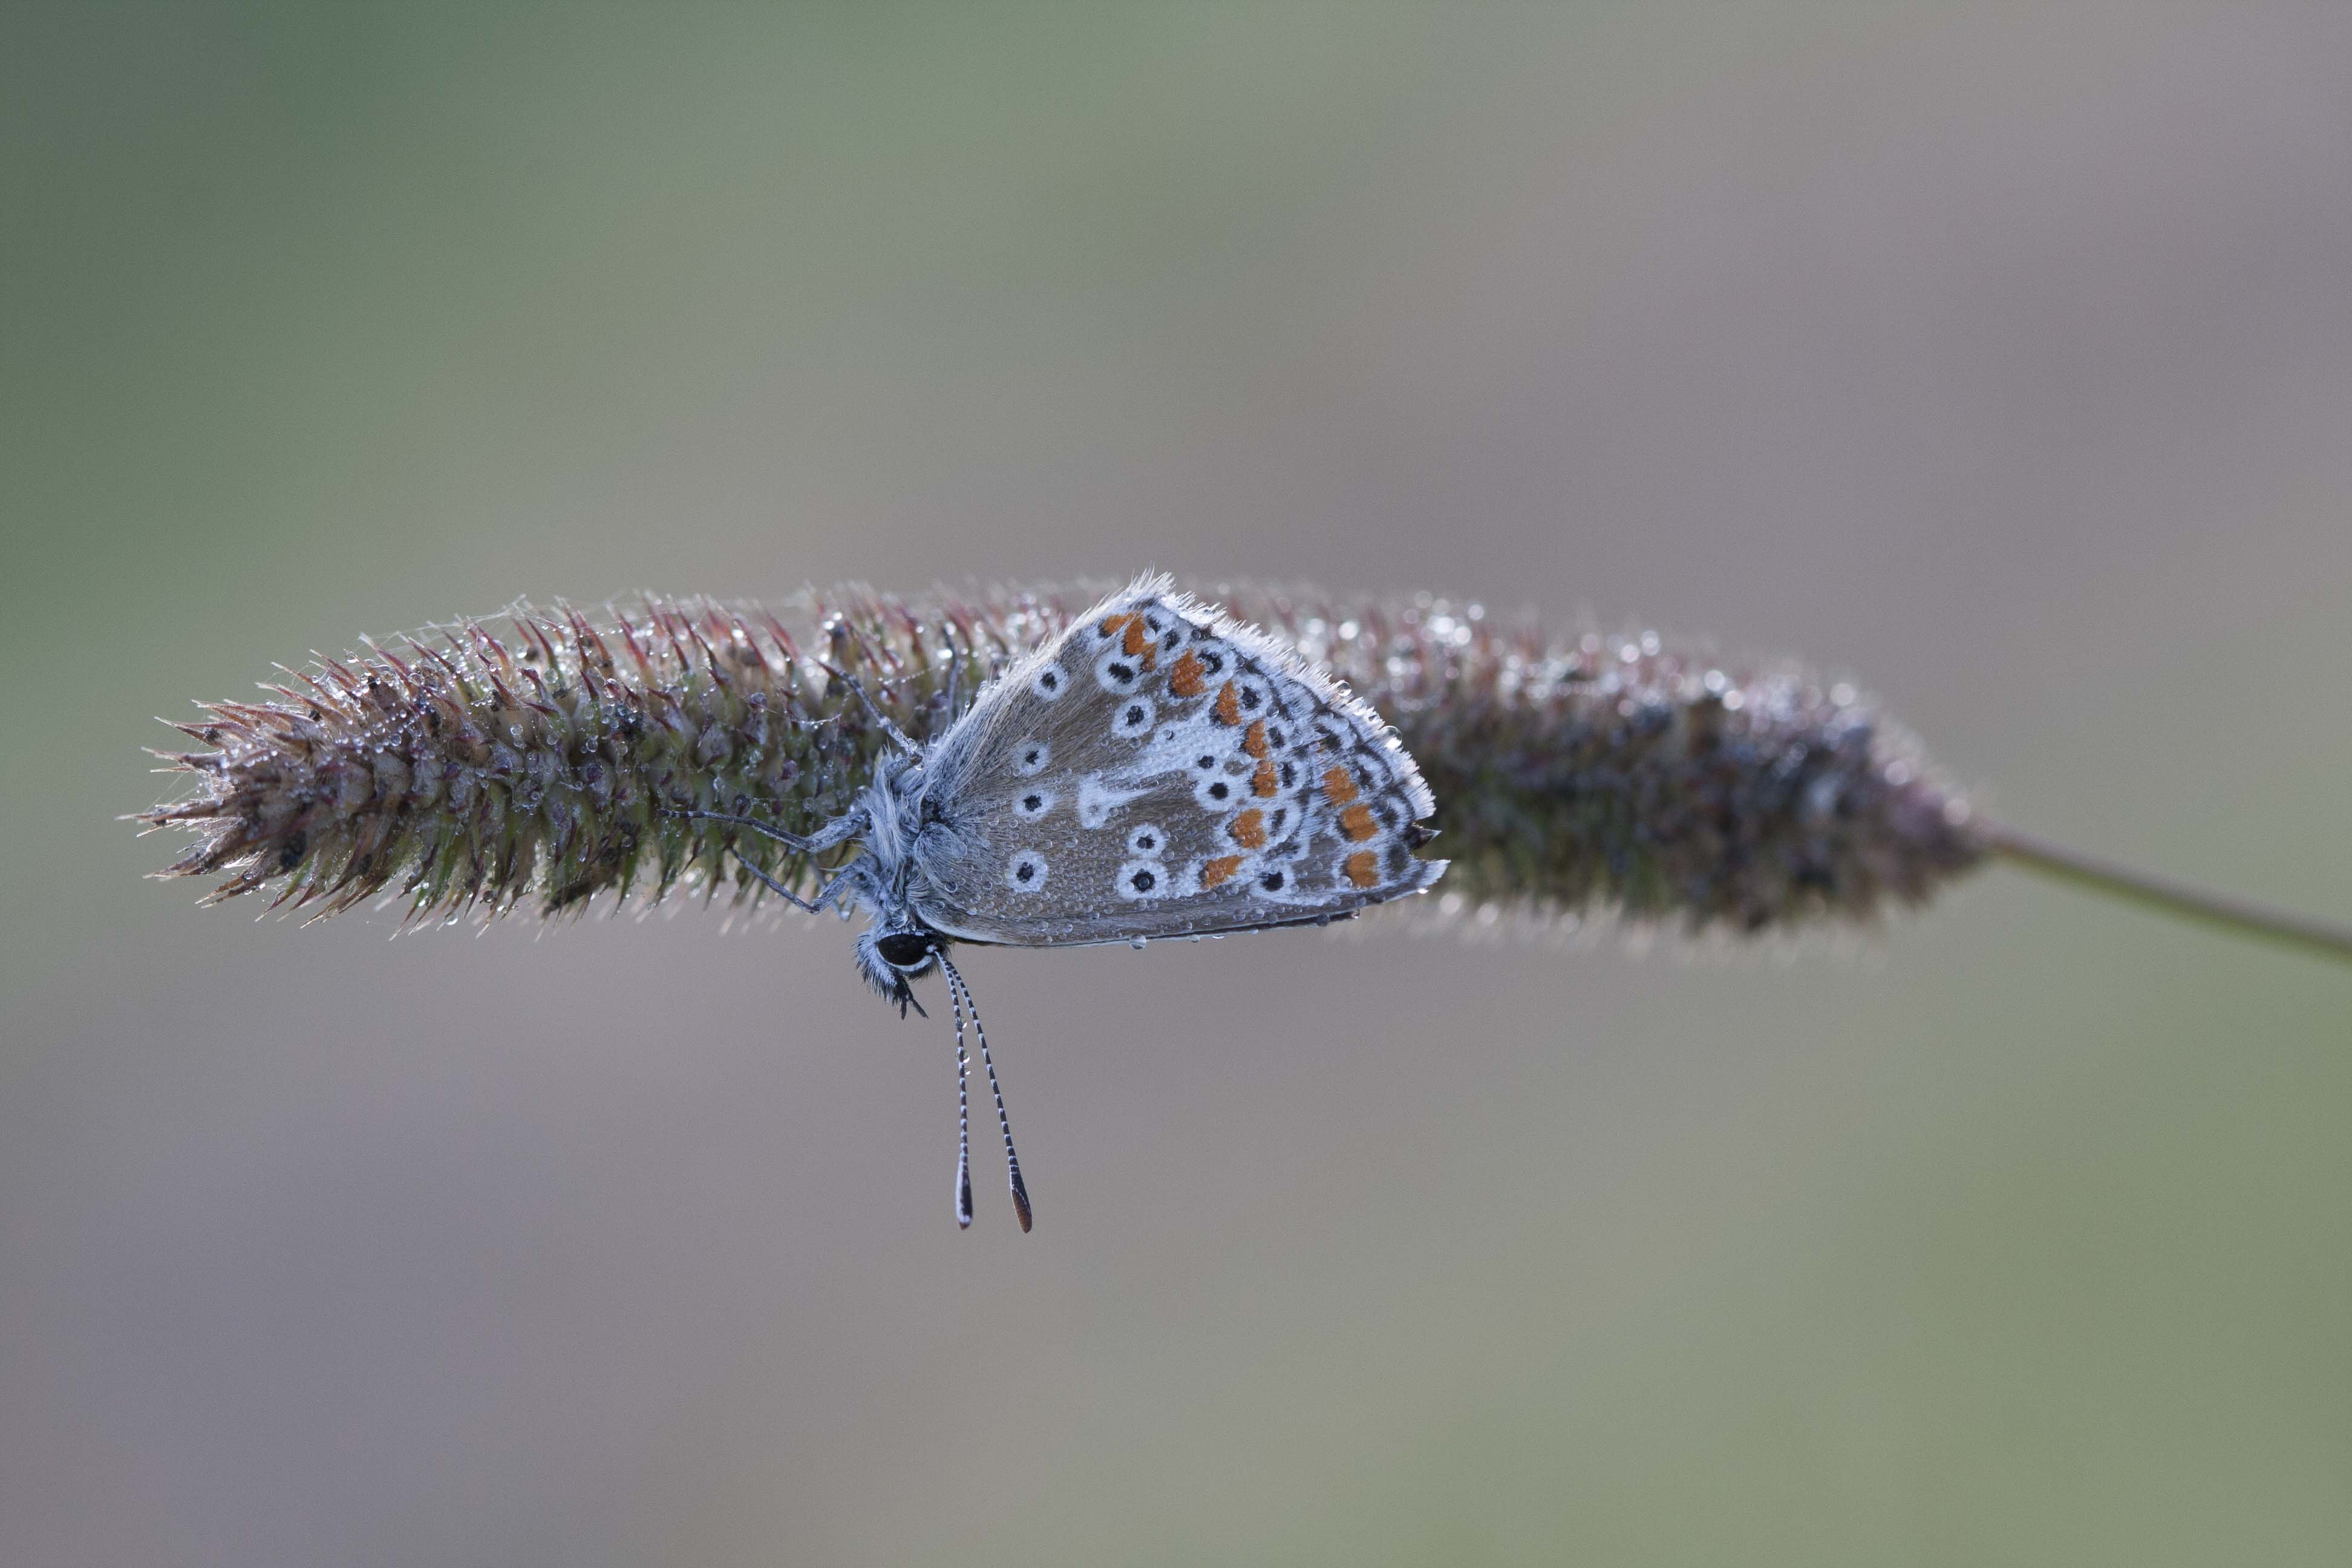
[5,5,2349,1564]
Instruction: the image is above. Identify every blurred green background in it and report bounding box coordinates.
[5,4,2349,1563]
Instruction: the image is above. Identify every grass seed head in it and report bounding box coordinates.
[137,583,1985,936]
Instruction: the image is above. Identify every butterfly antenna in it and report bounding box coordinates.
[938,953,1031,1232]
[946,957,974,1229]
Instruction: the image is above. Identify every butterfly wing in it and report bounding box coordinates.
[909,573,1445,947]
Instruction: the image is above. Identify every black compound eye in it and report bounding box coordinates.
[875,932,931,969]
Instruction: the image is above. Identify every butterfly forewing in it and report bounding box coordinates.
[910,577,1445,947]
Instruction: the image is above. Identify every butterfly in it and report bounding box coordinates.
[687,573,1446,1230]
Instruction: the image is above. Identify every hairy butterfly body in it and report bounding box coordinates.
[691,573,1446,1230]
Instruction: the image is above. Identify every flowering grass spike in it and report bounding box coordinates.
[137,578,2351,964]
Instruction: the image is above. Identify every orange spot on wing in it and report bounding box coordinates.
[1200,855,1243,888]
[1168,650,1206,697]
[1099,612,1134,637]
[1122,618,1150,657]
[1241,719,1269,758]
[1344,850,1380,888]
[1213,682,1241,725]
[1228,808,1267,849]
[1251,760,1279,797]
[1339,803,1377,841]
[1322,766,1359,806]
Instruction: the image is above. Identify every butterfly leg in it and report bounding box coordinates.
[933,639,960,746]
[809,862,869,915]
[727,850,827,914]
[722,847,879,917]
[675,806,867,857]
[820,667,924,758]
[930,621,976,745]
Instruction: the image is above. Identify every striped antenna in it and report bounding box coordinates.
[946,959,974,1229]
[938,952,1031,1232]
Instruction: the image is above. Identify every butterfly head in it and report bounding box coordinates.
[853,904,1031,1230]
[856,920,942,1018]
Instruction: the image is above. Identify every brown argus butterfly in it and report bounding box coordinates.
[688,573,1446,1229]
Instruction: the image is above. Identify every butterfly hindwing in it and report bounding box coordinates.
[909,575,1445,947]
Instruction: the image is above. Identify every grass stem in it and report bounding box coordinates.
[1985,823,2352,967]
